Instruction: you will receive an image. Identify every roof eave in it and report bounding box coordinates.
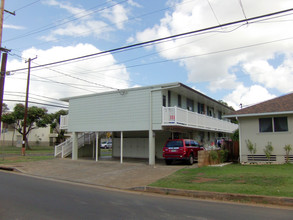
[224,110,293,118]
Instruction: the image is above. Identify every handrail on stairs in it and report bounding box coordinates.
[54,132,96,158]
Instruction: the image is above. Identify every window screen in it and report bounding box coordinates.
[259,118,273,132]
[274,117,288,132]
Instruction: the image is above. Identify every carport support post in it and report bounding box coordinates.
[120,131,123,164]
[95,132,99,162]
[72,132,78,160]
[149,130,155,165]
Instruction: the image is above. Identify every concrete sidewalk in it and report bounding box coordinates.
[0,158,185,189]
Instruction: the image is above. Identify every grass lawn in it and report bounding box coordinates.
[0,146,54,164]
[101,148,112,156]
[149,163,293,197]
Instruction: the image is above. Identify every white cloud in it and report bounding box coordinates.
[5,44,130,112]
[4,24,25,30]
[42,1,129,40]
[223,84,276,110]
[242,53,293,93]
[44,0,85,18]
[102,4,128,29]
[134,0,293,94]
[41,20,112,41]
[127,0,141,8]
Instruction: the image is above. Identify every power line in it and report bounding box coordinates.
[4,93,68,107]
[7,20,293,92]
[5,91,68,103]
[239,0,248,21]
[9,0,196,51]
[8,7,293,73]
[31,60,118,91]
[206,0,222,26]
[10,33,293,92]
[3,99,68,108]
[4,0,41,20]
[9,0,40,13]
[7,14,293,93]
[6,51,112,92]
[4,0,128,43]
[31,74,99,93]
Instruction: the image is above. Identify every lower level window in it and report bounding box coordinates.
[274,117,288,132]
[259,117,288,132]
[259,118,272,132]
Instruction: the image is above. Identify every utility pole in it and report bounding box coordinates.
[0,0,14,137]
[22,56,37,156]
[0,52,7,125]
[0,0,5,137]
[0,0,5,45]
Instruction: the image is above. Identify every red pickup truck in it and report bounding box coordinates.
[163,139,204,165]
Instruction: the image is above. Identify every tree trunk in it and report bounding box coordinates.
[25,138,31,150]
[12,129,15,146]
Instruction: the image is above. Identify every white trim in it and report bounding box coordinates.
[61,82,181,101]
[95,132,99,162]
[225,111,293,118]
[238,118,242,163]
[120,131,123,164]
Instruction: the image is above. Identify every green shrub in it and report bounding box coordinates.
[219,149,229,163]
[284,144,292,163]
[264,142,274,163]
[245,139,256,162]
[209,150,218,163]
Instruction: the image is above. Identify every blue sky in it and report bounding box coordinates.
[2,0,293,112]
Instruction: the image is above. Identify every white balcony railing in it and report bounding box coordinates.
[60,115,69,130]
[162,107,238,133]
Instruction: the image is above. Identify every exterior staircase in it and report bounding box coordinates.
[54,132,96,158]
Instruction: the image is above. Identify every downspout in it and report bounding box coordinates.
[237,116,242,163]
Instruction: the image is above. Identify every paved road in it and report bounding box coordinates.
[0,171,292,220]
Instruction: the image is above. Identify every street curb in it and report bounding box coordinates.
[0,166,15,171]
[2,164,293,207]
[131,186,293,207]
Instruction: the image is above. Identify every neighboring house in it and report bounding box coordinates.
[225,93,293,164]
[59,82,238,165]
[0,122,54,147]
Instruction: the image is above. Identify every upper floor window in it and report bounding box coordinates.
[218,111,222,119]
[162,95,166,107]
[168,91,171,107]
[207,106,214,117]
[198,103,205,114]
[274,117,288,132]
[259,117,288,133]
[178,95,181,107]
[187,99,194,111]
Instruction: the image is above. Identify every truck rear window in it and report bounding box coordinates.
[166,140,183,148]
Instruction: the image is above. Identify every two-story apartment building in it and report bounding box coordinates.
[59,82,238,165]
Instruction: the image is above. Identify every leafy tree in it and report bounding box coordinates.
[1,103,52,149]
[231,129,239,141]
[1,103,9,114]
[218,100,235,111]
[49,109,68,144]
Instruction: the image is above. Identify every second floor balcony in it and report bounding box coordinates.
[60,115,69,130]
[162,107,238,133]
